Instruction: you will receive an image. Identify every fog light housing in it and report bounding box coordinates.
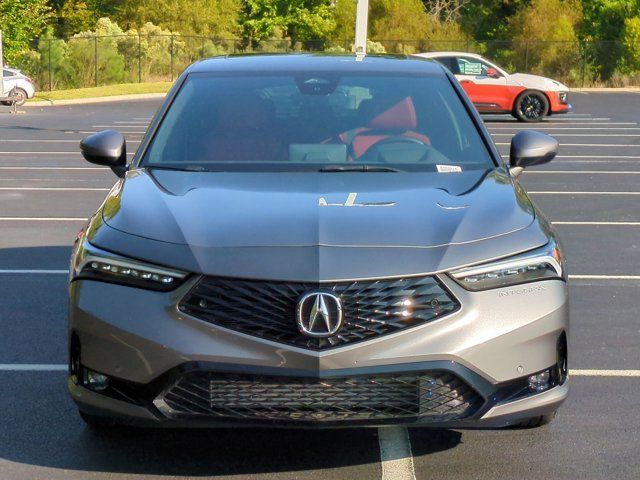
[528,370,551,393]
[84,369,110,392]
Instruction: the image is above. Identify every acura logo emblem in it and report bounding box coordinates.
[296,291,343,338]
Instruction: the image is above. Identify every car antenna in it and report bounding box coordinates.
[354,0,369,62]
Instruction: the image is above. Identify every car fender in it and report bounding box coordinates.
[507,73,568,92]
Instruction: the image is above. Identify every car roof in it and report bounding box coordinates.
[188,53,446,76]
[413,52,485,60]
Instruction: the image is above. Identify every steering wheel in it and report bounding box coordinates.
[356,134,428,163]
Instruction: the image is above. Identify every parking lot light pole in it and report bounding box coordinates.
[354,0,369,61]
[0,30,4,97]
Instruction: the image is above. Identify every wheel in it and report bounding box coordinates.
[515,411,557,428]
[6,88,27,107]
[513,90,549,122]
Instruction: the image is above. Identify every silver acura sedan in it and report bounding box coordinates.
[69,54,568,430]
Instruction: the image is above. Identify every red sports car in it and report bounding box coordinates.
[415,52,571,122]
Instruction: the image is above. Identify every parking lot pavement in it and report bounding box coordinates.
[1,92,640,479]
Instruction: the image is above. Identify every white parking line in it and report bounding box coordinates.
[77,131,144,135]
[570,275,640,280]
[488,125,638,129]
[0,217,87,221]
[1,139,141,143]
[487,122,635,126]
[485,117,612,121]
[556,155,640,158]
[0,270,67,274]
[571,370,640,377]
[0,167,105,170]
[529,191,640,195]
[496,143,640,147]
[378,426,416,480]
[493,133,640,137]
[553,221,640,226]
[92,125,147,129]
[0,187,109,191]
[528,170,640,174]
[0,364,67,371]
[115,121,149,124]
[0,152,135,155]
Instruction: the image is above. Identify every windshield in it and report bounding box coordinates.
[142,71,496,172]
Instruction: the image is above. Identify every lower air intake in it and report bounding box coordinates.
[156,370,483,423]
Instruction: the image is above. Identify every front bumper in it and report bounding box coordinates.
[549,91,571,114]
[69,275,569,428]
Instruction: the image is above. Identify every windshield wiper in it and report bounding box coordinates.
[146,164,210,172]
[319,165,402,173]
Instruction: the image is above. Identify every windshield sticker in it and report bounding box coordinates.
[437,165,463,173]
[461,62,483,75]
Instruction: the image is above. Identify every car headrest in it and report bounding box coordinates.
[368,97,418,131]
[215,95,274,130]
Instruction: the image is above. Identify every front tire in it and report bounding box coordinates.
[513,90,549,122]
[2,88,27,107]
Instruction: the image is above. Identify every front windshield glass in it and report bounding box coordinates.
[143,71,496,172]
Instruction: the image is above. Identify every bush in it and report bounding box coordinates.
[508,0,583,84]
[622,17,640,72]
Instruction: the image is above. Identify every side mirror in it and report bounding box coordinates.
[80,130,127,177]
[485,67,500,78]
[509,130,558,177]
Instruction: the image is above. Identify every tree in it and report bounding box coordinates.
[580,0,640,79]
[332,0,466,53]
[459,0,528,41]
[57,0,94,37]
[116,0,242,37]
[0,0,51,64]
[241,0,335,42]
[622,16,640,72]
[508,0,582,83]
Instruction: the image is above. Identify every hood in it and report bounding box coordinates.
[101,168,535,250]
[509,73,569,91]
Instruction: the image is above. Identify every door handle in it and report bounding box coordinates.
[460,80,472,84]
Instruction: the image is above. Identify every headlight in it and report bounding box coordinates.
[449,240,564,291]
[71,233,187,291]
[558,91,568,104]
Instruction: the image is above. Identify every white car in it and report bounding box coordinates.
[413,52,571,121]
[2,67,36,106]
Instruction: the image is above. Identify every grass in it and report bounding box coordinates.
[30,82,172,102]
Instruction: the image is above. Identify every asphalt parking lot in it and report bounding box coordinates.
[0,92,639,479]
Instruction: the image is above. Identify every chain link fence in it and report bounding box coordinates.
[13,35,640,91]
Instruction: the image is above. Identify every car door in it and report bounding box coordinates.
[451,57,510,111]
[2,69,17,96]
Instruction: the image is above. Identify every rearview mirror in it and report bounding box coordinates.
[485,67,500,78]
[80,130,127,177]
[509,130,558,177]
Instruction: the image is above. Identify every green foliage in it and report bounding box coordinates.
[0,0,51,64]
[580,0,640,79]
[116,0,242,37]
[66,18,127,87]
[241,0,336,42]
[57,1,94,38]
[622,16,640,71]
[507,0,583,83]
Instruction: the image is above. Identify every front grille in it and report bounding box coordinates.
[157,370,482,423]
[179,276,459,350]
